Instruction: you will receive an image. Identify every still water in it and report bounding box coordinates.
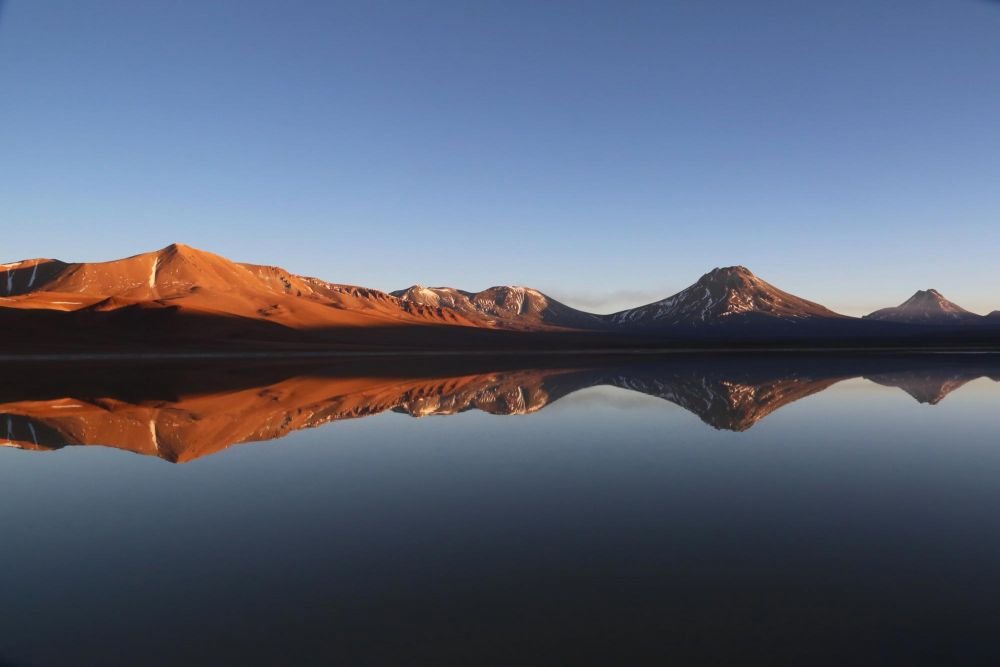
[0,354,998,665]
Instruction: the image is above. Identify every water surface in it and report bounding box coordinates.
[1,354,998,665]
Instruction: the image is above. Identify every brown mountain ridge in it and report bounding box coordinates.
[1,244,997,350]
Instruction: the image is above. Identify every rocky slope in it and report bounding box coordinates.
[392,285,606,330]
[607,266,846,327]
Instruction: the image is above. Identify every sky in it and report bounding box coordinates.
[1,0,999,316]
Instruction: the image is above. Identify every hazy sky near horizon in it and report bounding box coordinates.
[1,0,999,315]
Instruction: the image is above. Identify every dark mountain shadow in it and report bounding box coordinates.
[5,302,1000,353]
[1,354,997,462]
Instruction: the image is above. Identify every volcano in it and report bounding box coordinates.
[864,289,981,324]
[607,266,846,327]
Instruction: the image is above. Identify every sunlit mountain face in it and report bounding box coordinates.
[3,245,1000,352]
[2,354,997,463]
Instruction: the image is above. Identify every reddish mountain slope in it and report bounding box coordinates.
[0,244,481,330]
[2,245,997,350]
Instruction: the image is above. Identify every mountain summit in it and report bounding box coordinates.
[864,289,980,324]
[608,266,845,326]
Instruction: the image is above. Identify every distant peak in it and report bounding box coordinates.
[708,265,753,275]
[702,266,757,279]
[695,265,760,288]
[400,284,449,295]
[905,289,950,304]
[865,287,976,322]
[723,265,753,274]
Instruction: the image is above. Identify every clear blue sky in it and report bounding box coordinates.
[2,0,998,315]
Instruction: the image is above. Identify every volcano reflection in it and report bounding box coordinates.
[1,354,998,462]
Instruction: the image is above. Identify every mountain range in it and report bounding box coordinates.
[1,243,997,351]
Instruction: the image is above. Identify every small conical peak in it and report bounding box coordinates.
[902,289,958,308]
[865,287,976,322]
[152,243,232,269]
[158,242,204,257]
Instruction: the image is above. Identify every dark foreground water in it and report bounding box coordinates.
[0,353,999,665]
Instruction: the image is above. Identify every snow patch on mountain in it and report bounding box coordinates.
[392,284,605,330]
[608,266,844,326]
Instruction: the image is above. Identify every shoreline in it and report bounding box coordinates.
[2,346,999,363]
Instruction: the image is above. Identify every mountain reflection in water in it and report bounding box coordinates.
[1,354,998,463]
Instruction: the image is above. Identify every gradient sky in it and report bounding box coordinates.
[1,0,998,315]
